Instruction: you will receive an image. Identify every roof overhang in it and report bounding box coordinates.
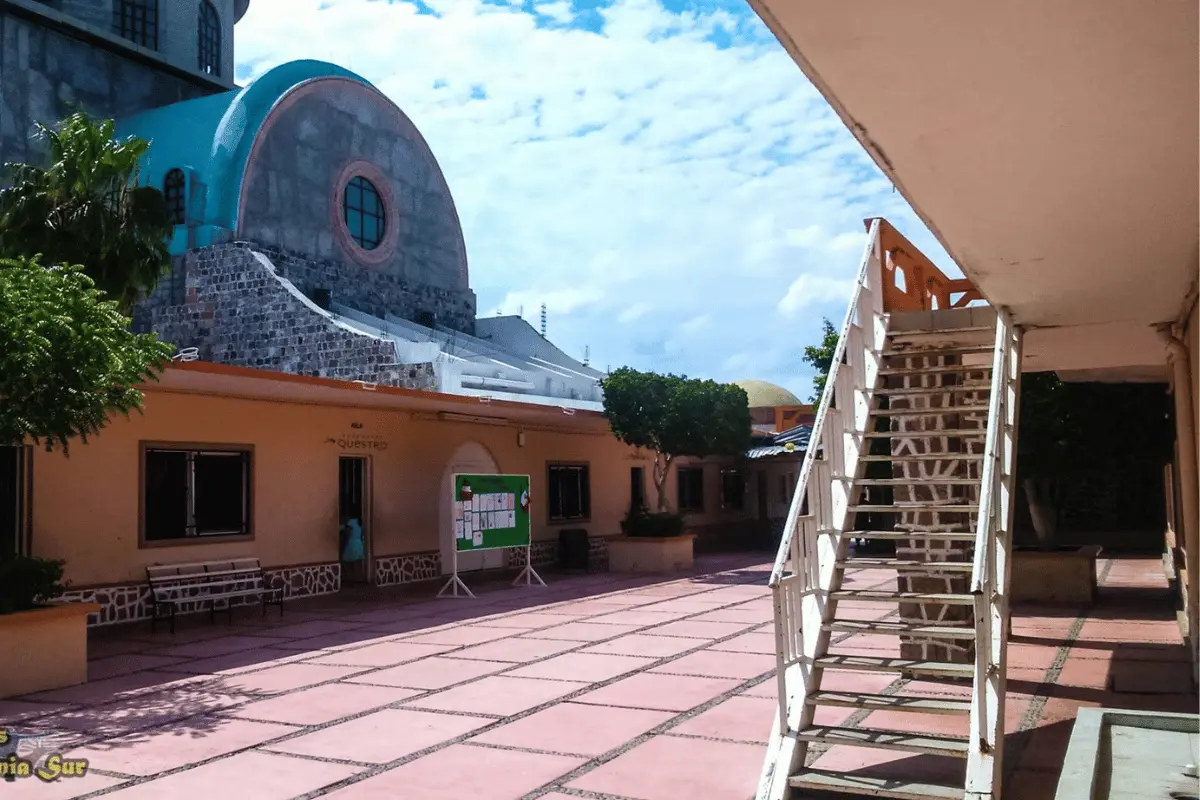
[749,0,1198,375]
[149,362,611,434]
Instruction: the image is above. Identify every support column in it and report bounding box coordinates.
[1160,325,1199,683]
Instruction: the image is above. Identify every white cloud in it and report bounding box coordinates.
[778,274,856,315]
[234,0,958,392]
[618,301,654,324]
[826,231,867,253]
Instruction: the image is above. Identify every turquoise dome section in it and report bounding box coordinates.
[115,60,378,254]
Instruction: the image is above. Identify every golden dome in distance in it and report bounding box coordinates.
[733,379,803,409]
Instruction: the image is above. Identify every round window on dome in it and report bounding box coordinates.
[343,176,386,251]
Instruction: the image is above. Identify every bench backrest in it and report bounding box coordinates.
[146,558,264,586]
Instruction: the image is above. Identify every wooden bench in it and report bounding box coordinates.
[146,558,284,633]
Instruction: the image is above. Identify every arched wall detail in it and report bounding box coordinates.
[438,442,503,575]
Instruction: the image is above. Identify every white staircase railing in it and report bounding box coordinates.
[965,310,1022,800]
[757,218,886,800]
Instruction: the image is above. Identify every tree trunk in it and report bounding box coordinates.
[1024,477,1058,551]
[652,452,673,513]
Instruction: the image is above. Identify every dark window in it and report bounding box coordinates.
[113,0,158,50]
[548,464,590,521]
[630,466,645,511]
[343,176,386,250]
[198,1,221,76]
[163,168,186,225]
[677,467,704,513]
[144,447,250,542]
[720,468,745,511]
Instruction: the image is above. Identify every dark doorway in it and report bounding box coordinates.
[630,466,645,511]
[0,446,31,558]
[338,456,370,586]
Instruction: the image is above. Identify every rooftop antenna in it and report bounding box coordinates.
[583,345,590,366]
[540,304,547,338]
[519,305,524,319]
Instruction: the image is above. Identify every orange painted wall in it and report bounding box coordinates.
[30,389,751,587]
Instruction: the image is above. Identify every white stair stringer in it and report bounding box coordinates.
[757,218,887,800]
[759,275,1023,798]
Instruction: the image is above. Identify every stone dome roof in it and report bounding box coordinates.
[733,379,803,408]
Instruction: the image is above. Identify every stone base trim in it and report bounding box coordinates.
[56,561,342,628]
[374,552,441,587]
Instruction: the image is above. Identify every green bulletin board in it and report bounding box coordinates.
[453,474,531,552]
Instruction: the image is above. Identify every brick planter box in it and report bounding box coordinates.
[607,535,696,574]
[0,602,101,698]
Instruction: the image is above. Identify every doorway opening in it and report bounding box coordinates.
[630,466,645,512]
[338,456,371,586]
[0,446,31,558]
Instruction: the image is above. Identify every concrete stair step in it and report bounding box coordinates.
[863,428,986,437]
[830,589,975,605]
[808,691,972,715]
[789,769,964,799]
[810,654,973,679]
[838,558,973,572]
[823,620,976,640]
[794,725,970,758]
[843,530,976,542]
[848,504,978,514]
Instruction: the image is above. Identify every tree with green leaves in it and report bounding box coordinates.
[0,256,173,454]
[802,317,839,402]
[0,112,172,312]
[600,367,752,512]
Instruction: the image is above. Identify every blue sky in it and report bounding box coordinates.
[236,0,957,401]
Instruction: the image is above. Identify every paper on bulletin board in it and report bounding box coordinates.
[451,474,532,552]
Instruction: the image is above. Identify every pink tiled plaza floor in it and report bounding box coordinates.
[1,554,1194,799]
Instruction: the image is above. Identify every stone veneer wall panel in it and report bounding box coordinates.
[887,352,987,665]
[374,552,442,587]
[56,562,342,627]
[0,9,218,173]
[139,242,437,388]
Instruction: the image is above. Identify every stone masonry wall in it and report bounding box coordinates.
[0,8,218,171]
[887,351,987,665]
[252,244,476,337]
[138,242,437,388]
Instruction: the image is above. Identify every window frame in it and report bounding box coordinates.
[163,168,187,226]
[719,467,745,511]
[113,0,159,50]
[546,462,591,523]
[343,175,387,251]
[677,466,705,514]
[197,0,221,77]
[139,442,254,548]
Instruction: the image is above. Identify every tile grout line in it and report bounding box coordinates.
[52,565,783,797]
[10,565,767,718]
[1001,556,1115,782]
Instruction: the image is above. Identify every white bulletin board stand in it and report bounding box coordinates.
[439,472,545,599]
[437,546,476,599]
[437,543,547,599]
[513,545,546,588]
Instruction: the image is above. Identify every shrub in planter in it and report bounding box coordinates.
[0,555,67,614]
[621,506,685,538]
